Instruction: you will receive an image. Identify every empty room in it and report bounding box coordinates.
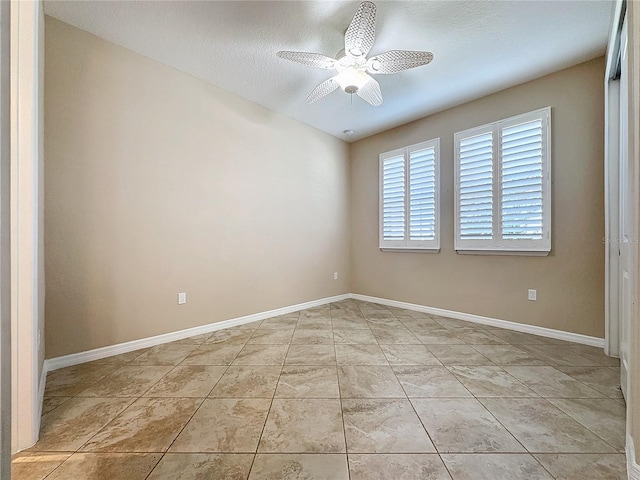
[4,0,640,479]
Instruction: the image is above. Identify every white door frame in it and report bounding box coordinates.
[11,0,44,452]
[604,0,626,359]
[0,1,12,477]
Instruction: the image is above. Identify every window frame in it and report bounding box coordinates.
[454,107,552,255]
[379,138,440,252]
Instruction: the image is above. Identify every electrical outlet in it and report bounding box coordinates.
[528,289,537,301]
[334,272,339,280]
[178,292,187,305]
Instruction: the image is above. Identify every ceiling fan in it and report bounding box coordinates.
[276,1,433,106]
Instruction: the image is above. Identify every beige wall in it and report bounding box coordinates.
[350,57,606,338]
[44,17,350,358]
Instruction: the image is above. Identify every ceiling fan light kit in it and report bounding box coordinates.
[276,1,434,106]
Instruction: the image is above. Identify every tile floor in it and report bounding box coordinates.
[12,300,627,479]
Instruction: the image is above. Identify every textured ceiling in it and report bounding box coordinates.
[44,1,613,142]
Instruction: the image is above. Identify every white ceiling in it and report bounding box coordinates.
[44,0,613,142]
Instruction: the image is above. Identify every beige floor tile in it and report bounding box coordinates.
[556,366,623,398]
[479,398,616,453]
[91,349,150,365]
[300,306,331,319]
[380,344,441,365]
[534,453,627,479]
[447,366,537,397]
[45,453,161,480]
[331,318,370,329]
[334,344,388,365]
[338,366,406,398]
[11,452,71,480]
[356,302,388,312]
[391,308,432,319]
[170,333,213,345]
[427,345,494,365]
[170,398,270,453]
[565,346,620,367]
[76,365,172,397]
[366,318,404,328]
[517,345,597,366]
[233,344,289,365]
[296,319,333,330]
[249,454,349,480]
[470,345,546,366]
[259,313,299,328]
[209,366,281,397]
[258,399,346,453]
[364,311,398,322]
[348,454,451,480]
[393,366,471,397]
[503,366,606,398]
[411,398,524,453]
[291,328,334,345]
[32,397,134,451]
[440,453,554,479]
[413,329,467,345]
[129,343,199,366]
[44,363,119,397]
[144,365,227,397]
[26,300,627,480]
[206,328,255,345]
[41,397,71,415]
[234,322,262,330]
[342,399,435,453]
[247,329,294,344]
[285,345,336,365]
[452,330,508,345]
[147,453,254,480]
[182,344,245,365]
[547,398,626,451]
[331,307,364,320]
[81,397,201,453]
[370,326,420,344]
[487,329,556,344]
[433,318,484,330]
[275,366,340,398]
[399,318,441,329]
[332,328,377,344]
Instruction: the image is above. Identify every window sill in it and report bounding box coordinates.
[380,247,440,253]
[456,249,550,257]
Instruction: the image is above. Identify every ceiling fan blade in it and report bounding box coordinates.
[344,1,376,58]
[306,76,340,103]
[276,51,337,69]
[356,74,382,106]
[367,50,434,74]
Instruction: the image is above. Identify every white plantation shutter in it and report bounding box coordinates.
[382,153,405,241]
[380,139,440,250]
[409,146,436,240]
[500,119,543,240]
[458,131,493,240]
[455,107,551,254]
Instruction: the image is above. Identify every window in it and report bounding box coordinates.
[380,139,440,251]
[454,107,551,255]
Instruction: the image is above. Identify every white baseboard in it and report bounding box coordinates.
[350,293,605,348]
[36,363,47,434]
[44,293,349,373]
[45,291,607,375]
[628,435,640,480]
